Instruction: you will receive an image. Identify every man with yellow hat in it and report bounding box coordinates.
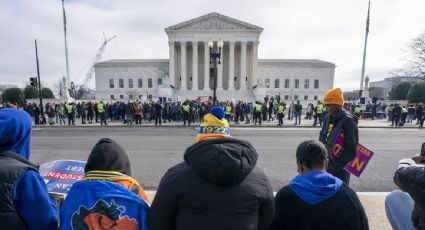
[319,88,358,185]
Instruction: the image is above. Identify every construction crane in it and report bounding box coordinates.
[71,34,116,99]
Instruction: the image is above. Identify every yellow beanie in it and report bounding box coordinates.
[195,113,231,143]
[323,88,344,106]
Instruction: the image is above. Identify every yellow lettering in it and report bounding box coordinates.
[351,158,365,171]
[332,144,343,156]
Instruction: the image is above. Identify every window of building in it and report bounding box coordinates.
[284,95,289,100]
[109,79,114,88]
[304,79,309,89]
[265,79,270,88]
[129,95,133,99]
[314,95,318,100]
[138,78,143,88]
[148,78,153,88]
[110,95,114,99]
[158,78,163,85]
[304,95,308,100]
[294,95,299,100]
[128,79,133,88]
[314,79,319,89]
[284,79,290,88]
[274,79,280,88]
[120,95,124,99]
[295,79,299,89]
[119,79,124,88]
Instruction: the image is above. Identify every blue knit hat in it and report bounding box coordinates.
[210,106,225,119]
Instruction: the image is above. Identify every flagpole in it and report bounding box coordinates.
[359,0,370,100]
[62,0,71,101]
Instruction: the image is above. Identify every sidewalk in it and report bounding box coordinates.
[35,116,423,129]
[144,191,391,230]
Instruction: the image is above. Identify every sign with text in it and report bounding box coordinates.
[39,160,86,195]
[331,132,374,177]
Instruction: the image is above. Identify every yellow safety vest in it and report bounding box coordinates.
[255,104,262,112]
[182,104,190,113]
[401,108,408,114]
[354,107,361,114]
[316,104,323,113]
[225,106,232,114]
[66,104,73,113]
[278,105,284,113]
[97,103,105,113]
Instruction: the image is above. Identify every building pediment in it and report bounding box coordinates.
[165,12,263,32]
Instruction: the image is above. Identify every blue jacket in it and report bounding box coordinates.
[60,180,149,230]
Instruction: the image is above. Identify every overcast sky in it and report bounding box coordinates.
[1,0,424,92]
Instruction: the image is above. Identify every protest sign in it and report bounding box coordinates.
[39,160,86,195]
[330,131,374,177]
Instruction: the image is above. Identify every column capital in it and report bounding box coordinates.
[168,41,175,46]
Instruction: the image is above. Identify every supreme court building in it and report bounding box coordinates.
[94,12,336,102]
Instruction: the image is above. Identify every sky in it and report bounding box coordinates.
[1,0,425,92]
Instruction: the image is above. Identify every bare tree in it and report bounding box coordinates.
[396,30,425,79]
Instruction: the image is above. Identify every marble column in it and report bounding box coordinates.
[240,41,247,90]
[252,41,259,88]
[180,41,187,90]
[168,41,175,87]
[228,41,235,90]
[192,41,198,90]
[217,43,223,90]
[204,41,210,90]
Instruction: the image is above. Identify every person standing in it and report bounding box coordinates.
[147,106,274,230]
[182,101,191,126]
[65,102,75,126]
[313,101,324,127]
[254,101,262,125]
[86,101,94,124]
[277,102,285,126]
[154,102,163,126]
[294,101,302,125]
[97,101,107,126]
[319,88,358,185]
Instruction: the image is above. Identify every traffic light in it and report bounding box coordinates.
[30,77,38,87]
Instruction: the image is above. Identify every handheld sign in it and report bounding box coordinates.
[331,132,374,177]
[39,160,86,195]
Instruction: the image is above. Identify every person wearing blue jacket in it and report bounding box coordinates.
[0,108,58,230]
[269,140,368,230]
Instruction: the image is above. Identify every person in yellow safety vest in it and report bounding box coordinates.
[277,103,285,126]
[353,105,362,124]
[313,101,324,127]
[182,102,191,126]
[400,106,408,126]
[254,101,263,125]
[97,101,107,126]
[66,102,75,126]
[225,104,232,123]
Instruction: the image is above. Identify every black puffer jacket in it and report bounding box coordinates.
[394,166,425,229]
[147,138,274,230]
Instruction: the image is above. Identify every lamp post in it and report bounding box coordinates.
[208,40,223,106]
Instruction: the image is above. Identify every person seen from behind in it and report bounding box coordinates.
[0,108,58,230]
[269,140,369,230]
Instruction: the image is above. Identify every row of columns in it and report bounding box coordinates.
[169,41,258,90]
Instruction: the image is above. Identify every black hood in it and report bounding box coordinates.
[184,138,258,186]
[84,138,131,176]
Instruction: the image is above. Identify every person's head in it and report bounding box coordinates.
[296,140,328,174]
[85,138,131,176]
[323,88,344,116]
[195,106,231,143]
[0,108,32,159]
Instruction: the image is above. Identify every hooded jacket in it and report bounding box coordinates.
[0,109,58,230]
[147,138,274,230]
[270,171,369,230]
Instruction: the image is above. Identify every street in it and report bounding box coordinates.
[31,126,424,192]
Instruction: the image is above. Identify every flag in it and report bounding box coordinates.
[62,0,67,35]
[366,0,370,34]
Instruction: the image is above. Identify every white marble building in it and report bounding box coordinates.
[95,12,335,102]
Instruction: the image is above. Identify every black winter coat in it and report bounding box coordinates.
[147,138,274,230]
[394,166,425,229]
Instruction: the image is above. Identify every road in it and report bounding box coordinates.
[30,126,424,192]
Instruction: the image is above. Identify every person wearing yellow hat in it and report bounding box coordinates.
[319,88,358,185]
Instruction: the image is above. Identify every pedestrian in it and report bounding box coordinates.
[86,101,94,124]
[0,108,58,229]
[59,138,150,230]
[294,100,302,125]
[182,101,191,126]
[270,140,369,230]
[277,102,285,126]
[254,101,262,125]
[135,102,143,125]
[385,154,425,229]
[154,102,162,126]
[65,102,75,126]
[97,101,107,126]
[313,101,324,126]
[147,106,274,230]
[319,88,358,185]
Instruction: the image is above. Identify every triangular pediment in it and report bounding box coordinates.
[165,12,263,32]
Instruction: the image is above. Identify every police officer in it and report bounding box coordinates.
[66,102,75,126]
[254,101,263,125]
[182,101,191,126]
[277,102,285,126]
[225,103,232,123]
[97,101,107,126]
[313,101,324,126]
[354,104,362,124]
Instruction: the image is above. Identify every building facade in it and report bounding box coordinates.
[95,12,335,102]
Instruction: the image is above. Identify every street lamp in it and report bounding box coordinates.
[208,40,223,106]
